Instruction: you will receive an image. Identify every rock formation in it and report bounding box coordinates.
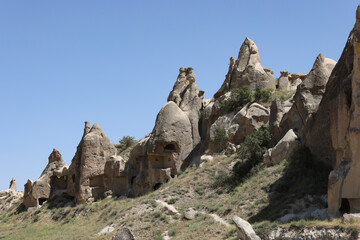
[233,215,261,240]
[324,5,360,216]
[124,68,203,196]
[23,148,68,208]
[67,122,117,204]
[214,37,275,98]
[276,54,336,142]
[209,103,270,151]
[9,177,16,192]
[264,129,301,166]
[278,71,290,90]
[167,67,203,147]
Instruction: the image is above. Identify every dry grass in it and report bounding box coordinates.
[0,153,359,239]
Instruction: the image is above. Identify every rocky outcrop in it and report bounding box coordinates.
[209,103,269,151]
[167,67,203,147]
[9,177,16,192]
[278,54,336,142]
[325,5,360,216]
[67,122,117,204]
[278,71,290,90]
[214,37,275,98]
[0,179,22,213]
[124,68,203,196]
[269,99,283,146]
[232,216,261,240]
[23,148,68,208]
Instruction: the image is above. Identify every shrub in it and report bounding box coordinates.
[254,87,273,103]
[222,86,253,112]
[212,126,271,190]
[115,136,136,154]
[214,127,228,149]
[238,126,271,165]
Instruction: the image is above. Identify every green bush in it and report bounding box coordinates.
[222,86,253,112]
[214,127,228,149]
[212,126,271,190]
[238,126,271,165]
[254,87,273,103]
[115,136,136,154]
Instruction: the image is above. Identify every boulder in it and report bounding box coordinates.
[67,122,117,204]
[183,207,197,220]
[110,228,135,240]
[209,103,269,151]
[264,129,301,166]
[23,148,68,208]
[232,216,261,240]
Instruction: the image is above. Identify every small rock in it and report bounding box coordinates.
[342,213,360,223]
[183,208,197,220]
[110,228,135,240]
[98,224,115,235]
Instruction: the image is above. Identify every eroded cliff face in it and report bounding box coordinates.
[274,54,336,143]
[67,122,117,204]
[124,68,204,196]
[23,148,68,208]
[325,6,360,216]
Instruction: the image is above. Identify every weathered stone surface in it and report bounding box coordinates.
[300,5,360,216]
[214,37,275,98]
[279,54,336,142]
[269,99,284,146]
[104,156,128,197]
[264,129,301,166]
[278,71,290,90]
[110,228,135,240]
[233,215,261,240]
[23,148,68,208]
[209,103,269,151]
[183,207,197,220]
[9,177,16,192]
[168,67,203,147]
[266,227,354,240]
[67,122,117,204]
[147,101,193,172]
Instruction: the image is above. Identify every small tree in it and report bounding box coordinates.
[115,136,136,154]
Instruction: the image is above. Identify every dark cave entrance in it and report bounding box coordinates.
[339,198,350,214]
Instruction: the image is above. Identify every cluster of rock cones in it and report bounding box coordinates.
[1,4,358,224]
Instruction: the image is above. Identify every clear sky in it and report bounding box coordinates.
[0,1,357,191]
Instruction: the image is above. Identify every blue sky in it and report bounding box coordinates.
[0,1,357,191]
